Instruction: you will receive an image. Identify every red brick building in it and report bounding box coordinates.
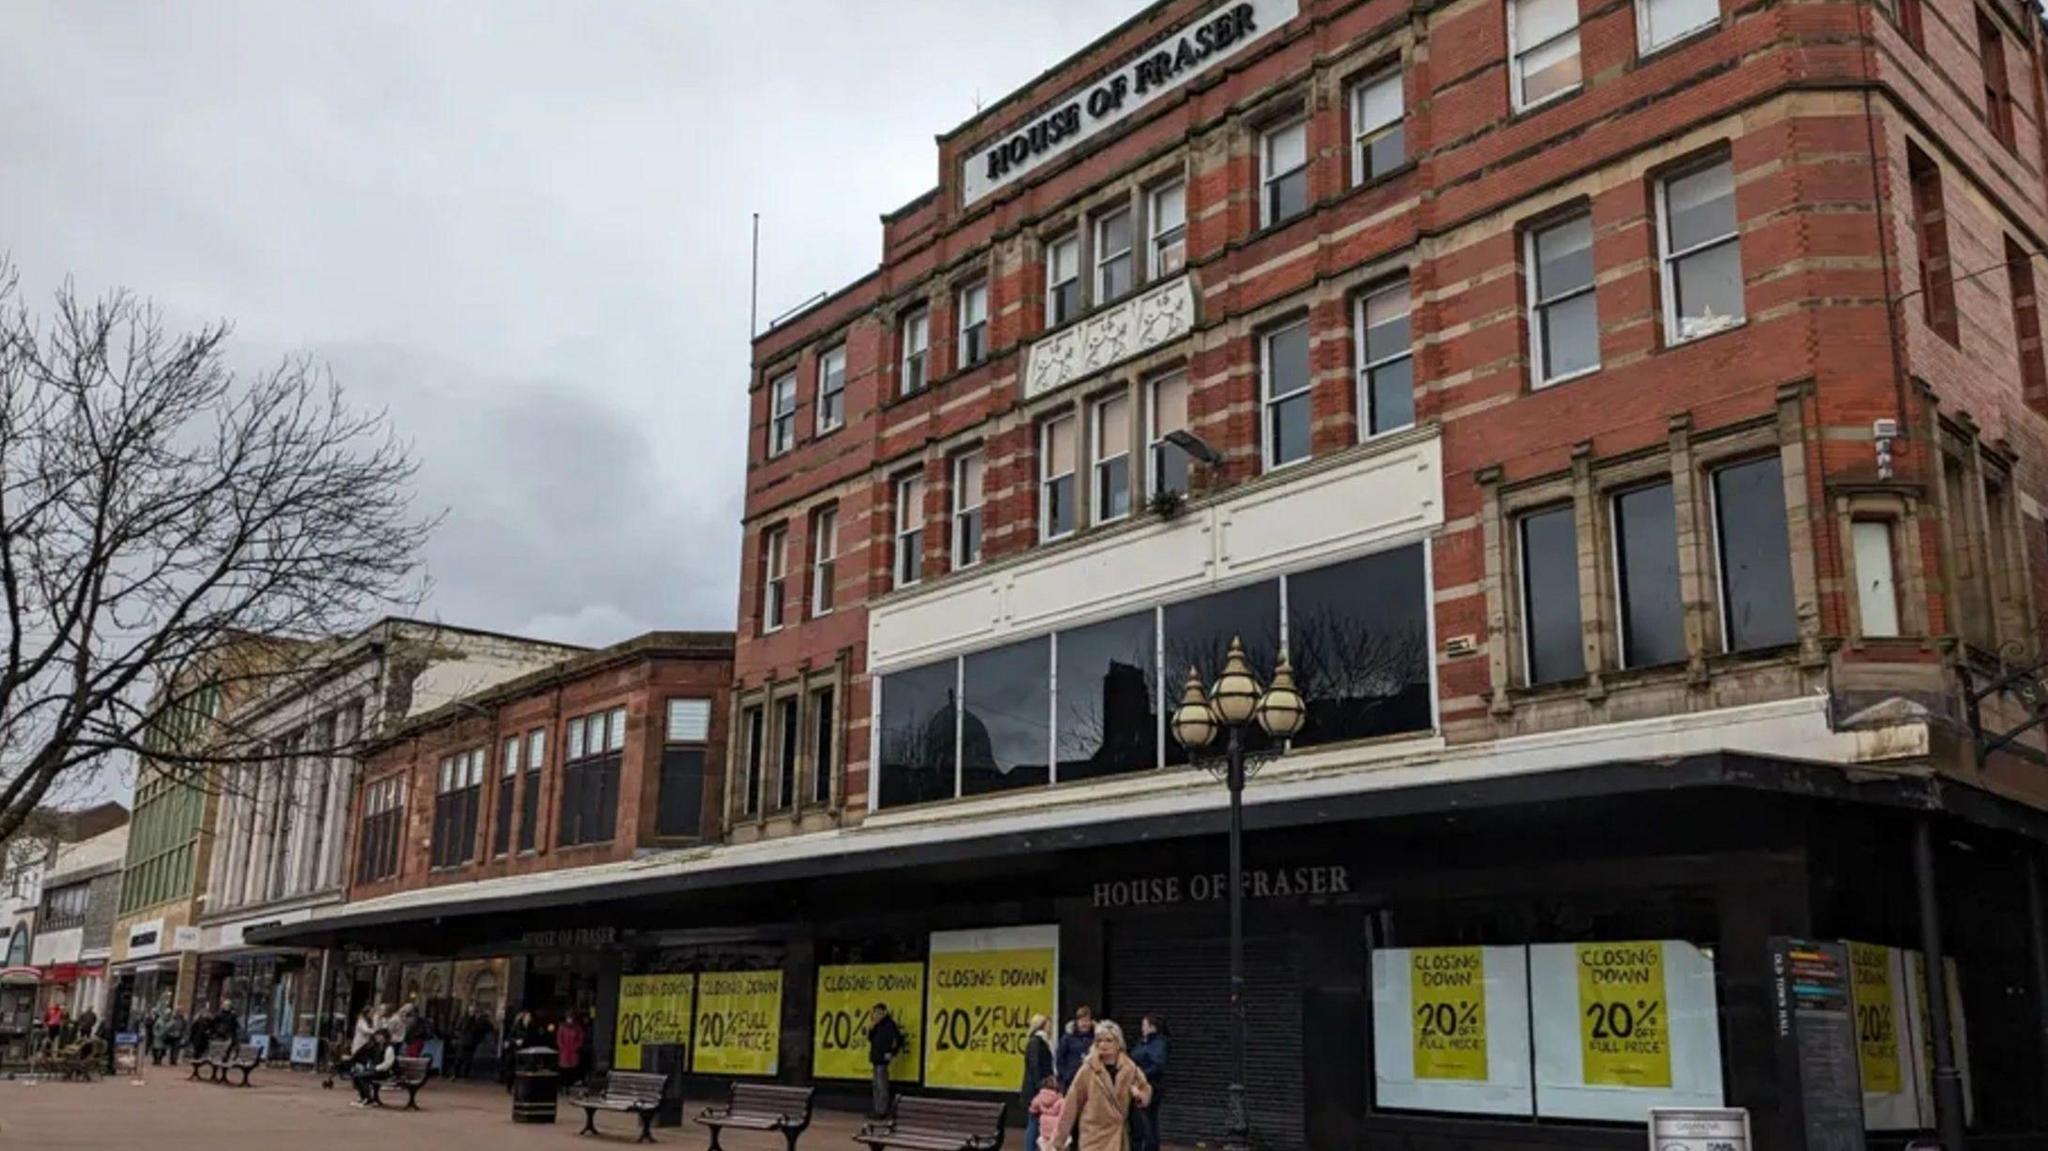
[725,0,2048,1145]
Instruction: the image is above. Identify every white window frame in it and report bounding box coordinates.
[1636,0,1720,55]
[1655,158,1745,346]
[1853,520,1902,638]
[1095,207,1134,304]
[1091,393,1132,526]
[1149,181,1187,278]
[816,345,846,434]
[1260,118,1309,228]
[894,473,924,588]
[1354,281,1415,439]
[1348,68,1404,186]
[952,450,984,570]
[1146,370,1190,499]
[1261,319,1314,471]
[900,309,929,396]
[1047,232,1081,326]
[1040,414,1078,542]
[957,281,988,368]
[1509,0,1583,112]
[1525,212,1600,388]
[761,525,787,633]
[768,372,797,456]
[811,506,838,617]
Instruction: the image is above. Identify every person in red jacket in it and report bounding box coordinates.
[555,1011,588,1088]
[41,1000,66,1053]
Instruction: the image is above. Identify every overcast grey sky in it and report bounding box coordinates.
[0,1,1140,647]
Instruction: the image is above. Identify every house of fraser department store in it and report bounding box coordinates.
[262,0,2048,1148]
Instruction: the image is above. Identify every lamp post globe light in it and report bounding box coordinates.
[1170,635,1305,1151]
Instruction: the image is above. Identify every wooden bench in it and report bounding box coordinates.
[696,1081,816,1151]
[853,1096,1007,1151]
[573,1069,668,1143]
[365,1056,433,1110]
[188,1039,230,1082]
[221,1043,262,1087]
[52,1038,102,1082]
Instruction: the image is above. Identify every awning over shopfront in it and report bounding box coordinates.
[0,966,39,987]
[38,962,104,985]
[246,710,2048,951]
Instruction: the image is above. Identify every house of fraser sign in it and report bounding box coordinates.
[961,0,1299,206]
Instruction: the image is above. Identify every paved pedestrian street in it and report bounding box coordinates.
[0,1069,887,1150]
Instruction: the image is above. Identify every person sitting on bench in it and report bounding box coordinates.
[348,1028,397,1108]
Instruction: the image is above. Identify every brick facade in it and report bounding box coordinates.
[346,633,733,902]
[741,0,2048,817]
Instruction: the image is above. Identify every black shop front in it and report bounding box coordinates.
[251,754,2048,1151]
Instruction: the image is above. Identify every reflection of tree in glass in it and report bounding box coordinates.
[1057,613,1159,781]
[1287,603,1431,746]
[877,671,959,807]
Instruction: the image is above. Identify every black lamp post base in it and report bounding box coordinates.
[1218,1081,1251,1151]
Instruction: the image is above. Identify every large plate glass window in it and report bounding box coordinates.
[900,308,929,395]
[1350,68,1404,184]
[1528,213,1599,385]
[1263,319,1312,469]
[1047,232,1081,326]
[1638,0,1719,53]
[1096,208,1134,304]
[1519,505,1585,684]
[1287,545,1433,747]
[957,280,988,368]
[1147,371,1190,498]
[961,637,1052,797]
[1041,414,1077,541]
[1092,394,1131,524]
[1658,159,1744,343]
[952,451,984,570]
[876,660,961,810]
[1149,181,1186,277]
[1613,482,1685,667]
[1710,455,1795,651]
[816,345,845,433]
[1163,579,1282,764]
[1511,0,1582,109]
[1261,119,1308,227]
[894,473,924,588]
[1357,281,1415,436]
[768,372,797,456]
[1056,610,1159,782]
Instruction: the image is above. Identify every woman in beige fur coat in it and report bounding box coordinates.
[1049,1020,1152,1151]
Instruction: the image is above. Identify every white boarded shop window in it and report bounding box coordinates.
[1369,940,1725,1120]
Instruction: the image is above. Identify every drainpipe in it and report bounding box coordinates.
[2027,852,2048,1115]
[1913,816,1967,1151]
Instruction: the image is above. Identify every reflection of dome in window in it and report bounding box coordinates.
[921,693,992,768]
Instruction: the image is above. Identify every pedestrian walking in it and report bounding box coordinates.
[1129,1016,1168,1151]
[1056,1005,1096,1090]
[41,1000,65,1053]
[1028,1075,1066,1151]
[502,1009,537,1091]
[162,1010,187,1067]
[865,1002,905,1117]
[1050,1020,1152,1151]
[187,1007,212,1061]
[1021,1014,1056,1146]
[212,999,239,1048]
[555,1011,588,1089]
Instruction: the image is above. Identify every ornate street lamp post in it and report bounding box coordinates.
[1169,635,1305,1151]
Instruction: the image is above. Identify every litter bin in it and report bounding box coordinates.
[512,1046,559,1124]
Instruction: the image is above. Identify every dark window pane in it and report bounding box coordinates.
[658,749,704,837]
[1713,456,1796,651]
[878,660,960,809]
[1057,611,1159,782]
[1288,545,1434,747]
[777,697,799,809]
[1270,170,1306,223]
[1270,393,1310,466]
[1520,506,1585,684]
[1541,291,1599,378]
[1098,457,1130,520]
[961,637,1052,797]
[494,783,513,856]
[1368,358,1414,434]
[1615,483,1685,666]
[1368,126,1404,178]
[518,769,539,852]
[1152,444,1188,496]
[1046,475,1075,537]
[1164,580,1281,763]
[812,688,836,805]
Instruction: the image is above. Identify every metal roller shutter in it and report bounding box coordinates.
[1107,924,1306,1150]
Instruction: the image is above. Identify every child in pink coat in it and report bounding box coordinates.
[1029,1075,1066,1151]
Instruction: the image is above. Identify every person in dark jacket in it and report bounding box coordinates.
[865,1003,905,1117]
[187,1009,212,1059]
[501,1009,537,1092]
[1130,1015,1169,1151]
[212,1000,240,1048]
[1021,1014,1056,1148]
[1056,1005,1096,1090]
[348,1029,398,1106]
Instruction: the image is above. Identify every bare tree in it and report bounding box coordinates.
[0,262,432,843]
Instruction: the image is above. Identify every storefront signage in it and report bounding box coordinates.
[172,926,201,950]
[961,0,1298,205]
[1848,942,1901,1095]
[615,973,695,1072]
[1090,864,1351,908]
[345,949,383,966]
[814,963,925,1082]
[1577,942,1672,1088]
[1411,948,1488,1080]
[1649,1108,1750,1151]
[517,927,616,950]
[692,970,783,1076]
[126,919,165,960]
[290,1036,319,1066]
[1768,938,1862,1151]
[1023,274,1194,401]
[924,926,1058,1093]
[1371,945,1531,1116]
